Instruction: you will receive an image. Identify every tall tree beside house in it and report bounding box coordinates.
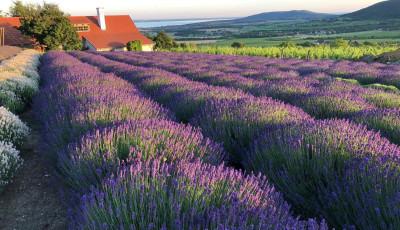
[9,0,33,17]
[154,30,178,50]
[14,1,82,50]
[41,17,82,50]
[9,1,64,17]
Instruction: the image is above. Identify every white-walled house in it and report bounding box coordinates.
[69,8,154,51]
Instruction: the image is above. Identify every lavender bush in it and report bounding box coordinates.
[244,119,400,229]
[0,49,41,113]
[191,97,312,166]
[0,106,29,147]
[58,119,226,191]
[0,141,23,194]
[74,159,327,230]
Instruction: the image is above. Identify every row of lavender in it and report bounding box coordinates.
[71,50,400,229]
[101,51,400,146]
[35,51,325,229]
[0,49,41,113]
[0,50,40,193]
[114,51,400,89]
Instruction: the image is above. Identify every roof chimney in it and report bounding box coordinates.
[96,7,106,30]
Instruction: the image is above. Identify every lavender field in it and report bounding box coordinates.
[34,50,400,229]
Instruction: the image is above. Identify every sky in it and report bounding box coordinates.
[2,0,387,20]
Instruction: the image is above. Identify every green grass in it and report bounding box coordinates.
[335,78,361,85]
[365,83,400,93]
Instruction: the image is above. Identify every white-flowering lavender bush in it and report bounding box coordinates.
[0,72,39,100]
[1,50,41,74]
[0,90,24,113]
[0,49,41,113]
[0,106,29,147]
[0,141,23,193]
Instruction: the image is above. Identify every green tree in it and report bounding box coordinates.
[127,40,143,51]
[145,34,155,41]
[0,10,7,17]
[331,38,349,48]
[9,0,43,17]
[9,0,29,17]
[16,1,82,50]
[154,31,178,50]
[231,41,246,48]
[279,41,295,48]
[41,17,82,50]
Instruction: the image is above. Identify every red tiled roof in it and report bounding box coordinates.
[0,17,34,46]
[69,19,91,24]
[83,33,153,49]
[0,15,153,49]
[69,15,154,48]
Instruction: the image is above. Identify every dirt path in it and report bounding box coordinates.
[0,108,68,230]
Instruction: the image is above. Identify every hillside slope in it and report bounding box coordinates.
[343,0,400,20]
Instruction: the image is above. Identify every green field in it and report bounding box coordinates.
[170,45,398,60]
[202,30,400,47]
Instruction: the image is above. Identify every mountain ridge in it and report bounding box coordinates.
[343,0,400,20]
[235,10,335,22]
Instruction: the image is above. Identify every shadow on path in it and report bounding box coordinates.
[0,108,68,230]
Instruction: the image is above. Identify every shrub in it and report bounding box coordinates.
[0,141,23,194]
[0,106,29,147]
[331,38,349,48]
[231,41,246,48]
[126,40,143,51]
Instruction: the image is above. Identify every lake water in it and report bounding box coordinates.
[134,18,232,28]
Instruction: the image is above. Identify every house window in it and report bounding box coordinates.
[74,24,90,32]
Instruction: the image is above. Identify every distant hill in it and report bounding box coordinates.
[343,0,400,20]
[235,10,335,22]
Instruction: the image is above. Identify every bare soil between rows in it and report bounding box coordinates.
[0,108,68,230]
